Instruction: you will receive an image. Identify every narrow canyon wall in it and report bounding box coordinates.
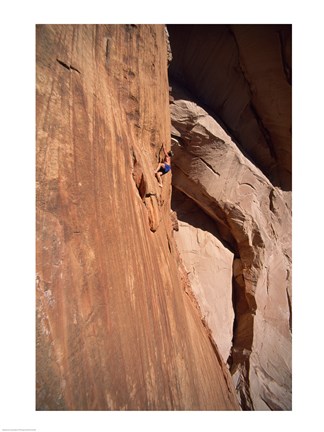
[36,24,240,410]
[170,94,292,410]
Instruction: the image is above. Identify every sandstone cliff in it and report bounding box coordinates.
[170,96,291,410]
[36,24,239,410]
[36,23,291,412]
[168,25,292,410]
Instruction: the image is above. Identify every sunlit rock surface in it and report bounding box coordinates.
[36,24,240,411]
[170,95,292,410]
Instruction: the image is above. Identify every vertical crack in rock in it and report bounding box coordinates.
[278,29,292,86]
[131,147,160,232]
[131,148,148,199]
[249,103,277,161]
[286,275,292,334]
[223,205,261,410]
[225,28,278,164]
[105,38,110,66]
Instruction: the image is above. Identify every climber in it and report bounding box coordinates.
[154,143,174,188]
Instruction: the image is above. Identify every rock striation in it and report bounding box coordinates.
[170,94,292,410]
[36,24,240,410]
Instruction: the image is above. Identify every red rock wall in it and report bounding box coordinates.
[36,24,239,410]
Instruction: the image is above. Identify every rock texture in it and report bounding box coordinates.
[170,96,292,410]
[172,189,235,364]
[167,24,292,190]
[36,24,240,410]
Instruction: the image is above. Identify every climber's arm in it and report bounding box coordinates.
[162,143,168,157]
[155,163,162,173]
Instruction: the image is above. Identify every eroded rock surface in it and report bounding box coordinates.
[36,24,240,410]
[170,96,292,410]
[172,189,235,364]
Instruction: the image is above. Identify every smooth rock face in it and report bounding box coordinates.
[36,24,240,411]
[167,24,292,190]
[170,97,292,410]
[172,189,234,364]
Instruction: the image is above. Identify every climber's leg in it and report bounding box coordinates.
[155,163,165,173]
[155,171,163,187]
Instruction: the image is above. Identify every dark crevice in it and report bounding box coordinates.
[229,25,291,190]
[199,157,220,176]
[249,102,277,160]
[105,38,111,67]
[278,29,292,86]
[56,58,70,70]
[229,258,255,402]
[238,377,254,411]
[286,286,292,333]
[225,27,278,164]
[70,65,81,74]
[167,237,172,254]
[131,149,147,200]
[56,59,81,74]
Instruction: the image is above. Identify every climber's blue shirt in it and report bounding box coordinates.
[163,163,171,174]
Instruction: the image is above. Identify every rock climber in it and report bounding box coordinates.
[154,143,174,188]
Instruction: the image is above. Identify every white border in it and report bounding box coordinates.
[1,1,322,430]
